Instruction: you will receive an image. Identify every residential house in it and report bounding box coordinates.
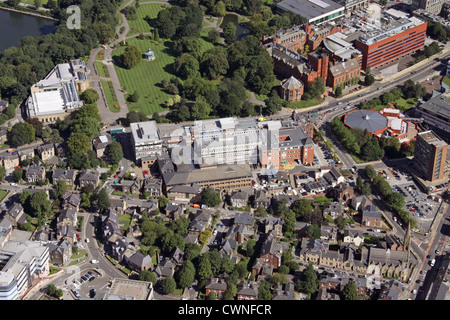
[0,100,8,113]
[92,134,112,158]
[272,282,295,300]
[166,184,199,204]
[37,143,55,162]
[229,190,250,208]
[237,281,259,300]
[52,169,76,186]
[126,252,153,272]
[252,190,271,210]
[78,169,100,188]
[342,229,365,247]
[183,233,198,245]
[378,280,404,300]
[57,207,78,227]
[321,225,337,242]
[224,224,245,244]
[0,153,19,170]
[116,179,140,194]
[316,288,341,300]
[332,182,354,201]
[56,224,76,244]
[323,202,345,219]
[340,277,367,296]
[220,239,238,260]
[111,237,130,262]
[189,210,211,234]
[252,235,283,276]
[362,204,382,228]
[205,278,227,299]
[299,238,329,265]
[142,177,162,199]
[62,193,81,210]
[25,165,46,182]
[165,204,182,221]
[138,201,158,215]
[168,247,185,265]
[18,148,34,162]
[155,259,175,278]
[3,203,28,227]
[48,240,72,266]
[234,213,254,233]
[264,217,283,237]
[351,195,371,211]
[109,198,126,214]
[0,218,12,248]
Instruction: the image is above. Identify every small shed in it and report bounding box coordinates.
[144,48,155,61]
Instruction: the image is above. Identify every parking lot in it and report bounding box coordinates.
[386,167,442,233]
[66,268,106,299]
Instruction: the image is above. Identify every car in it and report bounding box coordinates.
[89,276,96,282]
[333,107,339,111]
[435,249,440,254]
[88,271,94,276]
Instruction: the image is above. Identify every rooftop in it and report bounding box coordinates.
[277,0,345,22]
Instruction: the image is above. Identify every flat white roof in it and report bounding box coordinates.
[33,91,65,115]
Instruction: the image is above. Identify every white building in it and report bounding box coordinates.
[0,240,50,300]
[25,60,90,124]
[130,121,163,163]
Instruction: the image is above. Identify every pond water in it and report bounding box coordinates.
[0,9,56,52]
[219,13,250,41]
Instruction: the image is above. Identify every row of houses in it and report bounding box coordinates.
[0,142,55,170]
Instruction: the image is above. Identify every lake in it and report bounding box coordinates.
[219,13,250,41]
[0,9,56,52]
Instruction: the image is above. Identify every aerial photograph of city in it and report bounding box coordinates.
[0,0,448,306]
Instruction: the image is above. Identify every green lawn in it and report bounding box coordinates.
[96,61,109,78]
[0,190,8,202]
[113,38,176,115]
[443,76,450,87]
[127,3,168,37]
[101,80,121,113]
[289,98,321,109]
[20,0,49,6]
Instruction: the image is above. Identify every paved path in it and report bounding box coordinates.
[88,0,136,125]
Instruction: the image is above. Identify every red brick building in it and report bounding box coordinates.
[260,125,315,169]
[280,76,304,102]
[354,18,427,70]
[327,58,361,89]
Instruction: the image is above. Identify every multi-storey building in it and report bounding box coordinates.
[25,59,90,124]
[276,0,345,25]
[130,121,163,163]
[259,121,315,169]
[415,93,450,135]
[0,240,50,300]
[327,57,361,89]
[413,131,448,181]
[280,76,304,102]
[192,117,260,165]
[354,16,427,70]
[412,0,445,14]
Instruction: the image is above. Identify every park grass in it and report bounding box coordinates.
[20,0,49,6]
[95,61,109,78]
[126,3,168,37]
[101,80,121,113]
[289,97,321,109]
[113,37,176,115]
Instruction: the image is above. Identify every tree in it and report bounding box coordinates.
[200,47,229,80]
[335,86,343,97]
[258,280,272,300]
[295,263,318,297]
[386,192,405,211]
[30,191,52,219]
[196,254,213,281]
[8,122,35,147]
[159,18,176,39]
[202,188,221,207]
[128,90,140,103]
[12,168,23,182]
[80,88,99,104]
[122,45,141,69]
[292,199,313,220]
[139,270,157,284]
[8,0,20,7]
[162,276,176,294]
[105,141,124,165]
[67,132,90,155]
[365,74,375,86]
[207,29,220,43]
[53,180,68,199]
[96,188,110,211]
[212,1,227,16]
[342,280,359,300]
[70,117,101,139]
[174,53,200,79]
[176,260,196,289]
[365,165,377,181]
[223,22,237,44]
